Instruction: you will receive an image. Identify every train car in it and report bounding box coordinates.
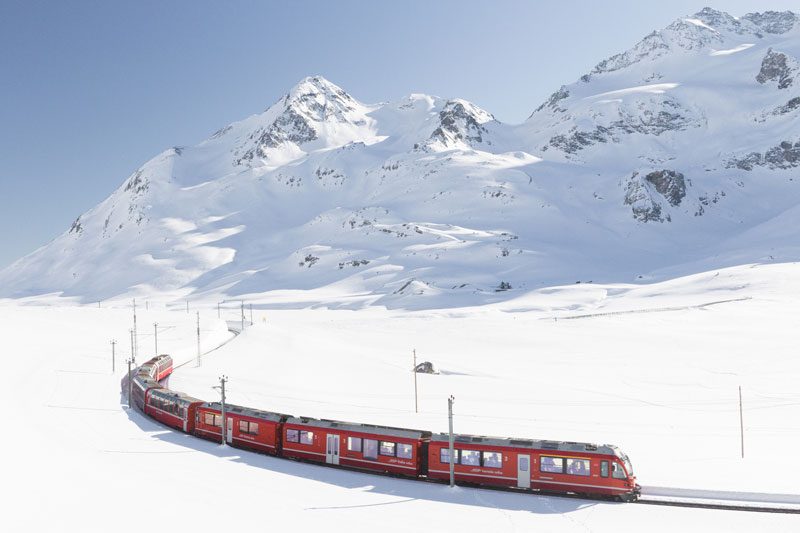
[145,388,204,433]
[130,373,162,412]
[148,354,173,382]
[194,402,290,455]
[281,416,431,477]
[427,434,639,501]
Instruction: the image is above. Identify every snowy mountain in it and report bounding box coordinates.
[3,8,800,308]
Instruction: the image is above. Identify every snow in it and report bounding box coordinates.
[4,262,800,531]
[684,18,719,33]
[585,83,682,99]
[710,43,756,56]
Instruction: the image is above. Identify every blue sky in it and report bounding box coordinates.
[0,0,796,269]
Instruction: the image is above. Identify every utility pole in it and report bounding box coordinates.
[739,385,744,459]
[219,375,228,446]
[217,301,221,319]
[413,349,418,413]
[196,312,201,367]
[126,358,133,408]
[241,301,245,332]
[249,303,253,326]
[129,329,136,365]
[132,298,138,361]
[111,340,116,373]
[146,300,149,311]
[448,395,455,487]
[186,300,189,314]
[153,323,158,356]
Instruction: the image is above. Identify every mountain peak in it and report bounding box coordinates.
[232,76,377,167]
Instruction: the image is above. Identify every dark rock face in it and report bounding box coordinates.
[533,86,570,114]
[645,170,686,206]
[772,97,800,116]
[428,101,492,147]
[728,140,800,170]
[624,169,686,223]
[743,11,798,34]
[756,48,796,89]
[546,99,696,154]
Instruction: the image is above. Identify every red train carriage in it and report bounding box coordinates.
[281,417,431,477]
[130,374,162,411]
[147,354,173,382]
[145,388,204,433]
[427,434,639,501]
[194,402,289,455]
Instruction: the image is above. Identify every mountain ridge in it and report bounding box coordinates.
[3,8,800,309]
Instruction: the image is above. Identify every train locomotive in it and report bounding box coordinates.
[123,355,640,501]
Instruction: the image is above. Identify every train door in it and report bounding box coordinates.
[517,454,531,488]
[326,434,340,465]
[226,417,233,444]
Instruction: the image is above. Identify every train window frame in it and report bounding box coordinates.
[440,447,460,465]
[600,461,609,478]
[363,439,378,460]
[379,441,396,457]
[612,462,626,479]
[566,458,590,477]
[299,430,314,445]
[540,456,565,474]
[397,443,413,459]
[239,420,259,435]
[286,429,299,443]
[460,450,481,466]
[482,451,502,468]
[348,437,362,453]
[204,413,221,427]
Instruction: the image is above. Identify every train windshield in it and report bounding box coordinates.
[622,454,633,476]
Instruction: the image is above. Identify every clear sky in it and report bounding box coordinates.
[1,0,796,269]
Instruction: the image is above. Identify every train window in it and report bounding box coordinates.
[239,421,258,435]
[363,439,378,460]
[379,441,396,456]
[299,431,314,445]
[204,413,221,427]
[440,447,459,465]
[286,429,299,443]
[600,461,609,477]
[482,451,502,468]
[540,456,564,474]
[461,450,480,466]
[612,462,626,479]
[397,443,413,459]
[348,437,362,452]
[566,458,590,476]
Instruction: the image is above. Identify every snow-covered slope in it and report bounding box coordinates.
[3,9,800,307]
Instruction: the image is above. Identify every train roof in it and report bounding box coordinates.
[149,387,204,405]
[285,416,431,440]
[201,402,290,423]
[430,433,621,457]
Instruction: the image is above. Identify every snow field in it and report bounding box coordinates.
[3,262,799,531]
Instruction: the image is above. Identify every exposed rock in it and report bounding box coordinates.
[743,11,798,34]
[645,170,686,206]
[533,86,570,114]
[427,100,494,148]
[727,140,800,170]
[623,170,685,222]
[756,48,797,89]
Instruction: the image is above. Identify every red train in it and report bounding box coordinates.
[123,355,640,501]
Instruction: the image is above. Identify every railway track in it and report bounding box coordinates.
[635,485,800,514]
[635,497,800,514]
